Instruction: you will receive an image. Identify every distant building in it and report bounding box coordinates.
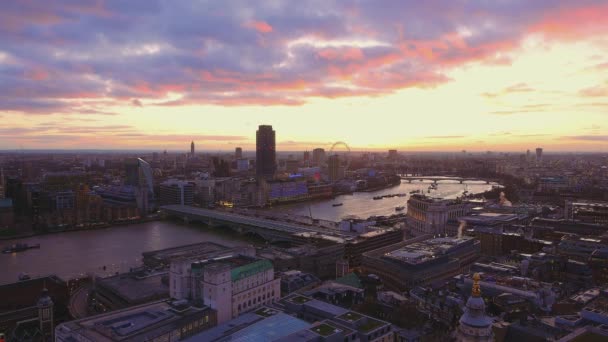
[565,200,608,225]
[388,149,398,160]
[235,147,243,159]
[191,141,195,156]
[327,154,343,181]
[312,148,326,166]
[124,157,155,212]
[160,179,195,206]
[263,179,309,205]
[303,151,310,162]
[55,300,216,342]
[256,125,276,179]
[536,147,543,163]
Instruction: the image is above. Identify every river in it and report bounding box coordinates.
[0,221,249,284]
[0,178,495,284]
[269,179,496,222]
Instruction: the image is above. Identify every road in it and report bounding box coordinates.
[69,284,92,319]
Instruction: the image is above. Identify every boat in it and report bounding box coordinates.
[332,203,344,207]
[2,243,40,254]
[409,190,420,194]
[395,206,405,211]
[18,272,31,281]
[373,196,383,200]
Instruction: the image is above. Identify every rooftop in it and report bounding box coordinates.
[96,271,168,303]
[384,236,475,265]
[57,300,211,342]
[183,309,310,342]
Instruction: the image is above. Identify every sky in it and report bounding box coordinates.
[1,0,607,152]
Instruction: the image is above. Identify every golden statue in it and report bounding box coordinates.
[472,273,481,298]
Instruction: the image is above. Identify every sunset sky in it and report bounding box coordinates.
[1,1,607,152]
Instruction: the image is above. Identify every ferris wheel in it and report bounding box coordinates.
[329,141,351,170]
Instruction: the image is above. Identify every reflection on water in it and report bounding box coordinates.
[0,221,248,283]
[270,180,495,222]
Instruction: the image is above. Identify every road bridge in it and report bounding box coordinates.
[399,176,493,184]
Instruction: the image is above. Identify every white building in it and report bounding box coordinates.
[170,254,280,324]
[406,194,472,236]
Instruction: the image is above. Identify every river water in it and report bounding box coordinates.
[0,179,495,284]
[269,179,496,222]
[0,221,249,284]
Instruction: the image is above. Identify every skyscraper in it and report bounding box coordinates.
[125,158,155,212]
[328,154,342,181]
[536,147,543,163]
[312,148,326,166]
[235,147,243,159]
[191,141,195,156]
[256,125,276,179]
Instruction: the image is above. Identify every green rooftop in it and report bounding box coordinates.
[359,318,384,332]
[290,295,312,304]
[334,272,363,289]
[231,259,273,281]
[310,323,339,336]
[338,311,363,322]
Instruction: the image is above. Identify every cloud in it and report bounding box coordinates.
[131,98,143,107]
[244,20,273,33]
[562,135,608,141]
[482,83,535,98]
[1,0,608,113]
[579,85,608,97]
[424,135,467,139]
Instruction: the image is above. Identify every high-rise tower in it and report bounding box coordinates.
[256,125,276,179]
[191,141,195,156]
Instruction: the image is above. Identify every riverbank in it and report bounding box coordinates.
[0,216,160,241]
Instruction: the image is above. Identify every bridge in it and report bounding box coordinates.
[160,205,355,243]
[399,176,493,184]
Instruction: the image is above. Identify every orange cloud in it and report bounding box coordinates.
[244,20,273,33]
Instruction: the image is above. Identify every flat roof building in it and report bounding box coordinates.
[55,300,216,342]
[362,236,480,291]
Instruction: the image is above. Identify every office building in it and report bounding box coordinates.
[235,147,243,159]
[93,270,169,312]
[303,151,310,162]
[388,149,398,160]
[536,147,543,163]
[327,154,343,181]
[55,300,216,342]
[187,293,394,342]
[191,141,195,156]
[124,158,155,212]
[565,200,608,225]
[159,179,195,206]
[263,179,309,204]
[170,254,280,324]
[406,194,473,236]
[256,125,276,179]
[312,148,326,166]
[142,242,253,268]
[362,236,480,291]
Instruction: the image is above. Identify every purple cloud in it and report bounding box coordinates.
[1,0,608,113]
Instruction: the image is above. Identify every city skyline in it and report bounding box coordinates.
[1,1,608,152]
